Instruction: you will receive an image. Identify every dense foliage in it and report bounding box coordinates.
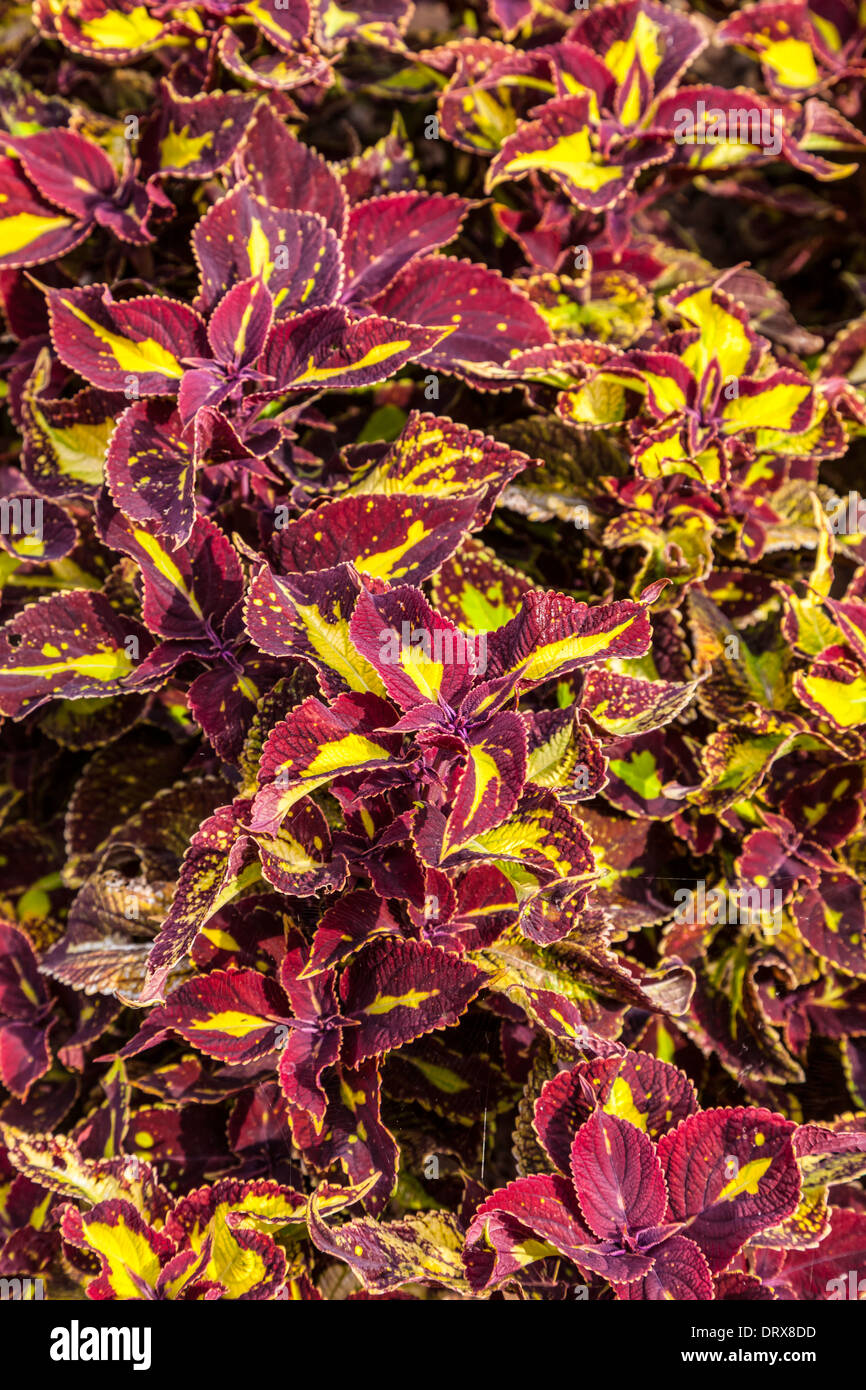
[1,0,866,1302]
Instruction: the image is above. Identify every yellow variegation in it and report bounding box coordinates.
[605,9,666,84]
[159,125,214,170]
[678,287,754,382]
[79,5,164,50]
[722,381,811,432]
[798,670,866,728]
[517,615,640,685]
[754,36,822,89]
[291,338,413,386]
[63,299,185,379]
[0,211,74,257]
[72,1213,164,1297]
[497,128,623,192]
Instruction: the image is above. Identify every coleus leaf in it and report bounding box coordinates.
[43,782,227,1002]
[309,1200,470,1295]
[778,1206,866,1299]
[190,895,291,977]
[383,1029,509,1123]
[260,307,448,391]
[314,0,412,49]
[60,1198,178,1300]
[569,1108,667,1240]
[756,1185,831,1252]
[714,1272,775,1301]
[270,493,482,586]
[534,1052,698,1172]
[579,668,700,735]
[793,869,866,977]
[0,591,153,717]
[434,37,541,157]
[288,1058,398,1216]
[96,772,229,883]
[486,95,671,214]
[794,1124,866,1190]
[0,921,53,1099]
[105,399,195,545]
[140,801,265,1004]
[121,1101,238,1187]
[42,936,185,1009]
[276,953,346,1122]
[193,183,343,319]
[20,350,118,499]
[794,650,866,730]
[342,193,472,303]
[440,712,529,856]
[371,255,551,374]
[348,585,477,711]
[0,77,72,137]
[777,762,863,850]
[338,938,484,1065]
[338,117,417,203]
[0,1127,170,1223]
[239,106,347,235]
[431,538,533,631]
[573,0,708,101]
[245,563,388,700]
[73,1056,130,1162]
[138,970,290,1065]
[717,4,855,101]
[0,492,77,563]
[487,0,532,38]
[822,594,866,665]
[524,709,605,798]
[614,1233,714,1301]
[657,86,865,180]
[605,728,699,819]
[418,786,596,935]
[163,1177,306,1295]
[98,508,244,649]
[65,731,187,882]
[203,275,275,375]
[485,582,664,691]
[217,27,329,96]
[4,129,153,246]
[340,410,537,525]
[304,889,402,975]
[463,1172,652,1291]
[657,1107,801,1272]
[255,798,347,898]
[33,0,183,62]
[143,86,260,180]
[251,692,404,831]
[462,1172,598,1290]
[47,284,207,395]
[0,156,89,269]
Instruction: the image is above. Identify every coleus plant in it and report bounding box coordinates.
[556,281,847,489]
[465,1053,866,1299]
[718,0,866,111]
[434,0,865,216]
[0,0,866,1305]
